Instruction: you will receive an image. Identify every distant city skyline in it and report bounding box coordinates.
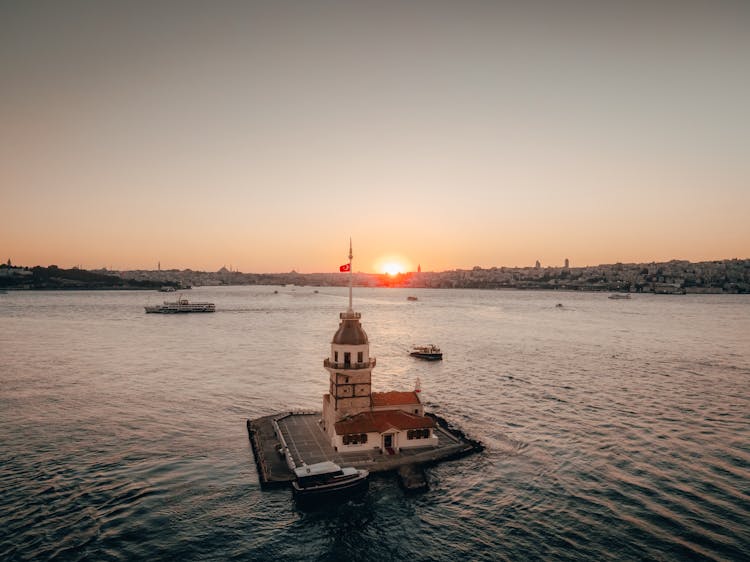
[2,1,748,273]
[4,253,750,276]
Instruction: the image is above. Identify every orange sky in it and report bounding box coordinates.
[2,2,748,273]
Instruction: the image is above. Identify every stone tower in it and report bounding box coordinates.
[321,240,377,440]
[323,310,376,419]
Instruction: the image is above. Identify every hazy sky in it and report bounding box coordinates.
[1,0,748,272]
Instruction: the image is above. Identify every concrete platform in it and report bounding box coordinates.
[247,411,483,488]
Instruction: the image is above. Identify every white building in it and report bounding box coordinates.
[321,242,437,454]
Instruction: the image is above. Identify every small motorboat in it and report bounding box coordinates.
[406,296,418,301]
[410,344,443,361]
[608,293,631,300]
[292,461,369,500]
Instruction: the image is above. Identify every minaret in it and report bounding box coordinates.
[321,241,377,440]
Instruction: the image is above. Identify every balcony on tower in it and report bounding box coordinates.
[323,357,376,370]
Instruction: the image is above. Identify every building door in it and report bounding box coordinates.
[383,434,392,448]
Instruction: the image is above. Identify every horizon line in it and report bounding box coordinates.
[5,256,749,276]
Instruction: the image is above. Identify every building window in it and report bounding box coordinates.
[334,351,339,362]
[357,351,363,363]
[345,377,349,383]
[344,352,351,365]
[407,429,431,440]
[414,409,418,414]
[343,433,368,445]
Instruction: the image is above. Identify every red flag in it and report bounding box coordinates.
[339,264,350,272]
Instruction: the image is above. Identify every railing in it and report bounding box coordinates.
[272,416,298,471]
[323,358,376,370]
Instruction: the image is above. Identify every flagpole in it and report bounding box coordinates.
[348,237,353,312]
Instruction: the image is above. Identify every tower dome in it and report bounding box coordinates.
[332,311,368,345]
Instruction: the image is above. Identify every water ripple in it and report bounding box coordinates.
[1,288,749,560]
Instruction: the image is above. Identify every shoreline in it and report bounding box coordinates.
[2,284,744,295]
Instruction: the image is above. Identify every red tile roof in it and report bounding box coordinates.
[371,391,421,407]
[334,410,434,435]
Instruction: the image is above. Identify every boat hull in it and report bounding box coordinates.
[292,471,369,502]
[144,307,215,313]
[410,352,443,361]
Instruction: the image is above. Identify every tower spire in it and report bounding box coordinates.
[348,237,353,312]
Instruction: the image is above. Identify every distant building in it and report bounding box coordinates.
[564,258,569,269]
[535,260,541,269]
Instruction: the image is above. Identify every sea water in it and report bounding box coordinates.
[1,287,748,561]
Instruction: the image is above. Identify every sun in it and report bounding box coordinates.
[382,262,403,276]
[375,255,412,276]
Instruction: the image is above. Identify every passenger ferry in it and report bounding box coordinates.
[144,296,215,313]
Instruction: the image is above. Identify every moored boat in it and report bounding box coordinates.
[292,461,369,500]
[410,344,443,361]
[144,296,215,313]
[608,293,631,300]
